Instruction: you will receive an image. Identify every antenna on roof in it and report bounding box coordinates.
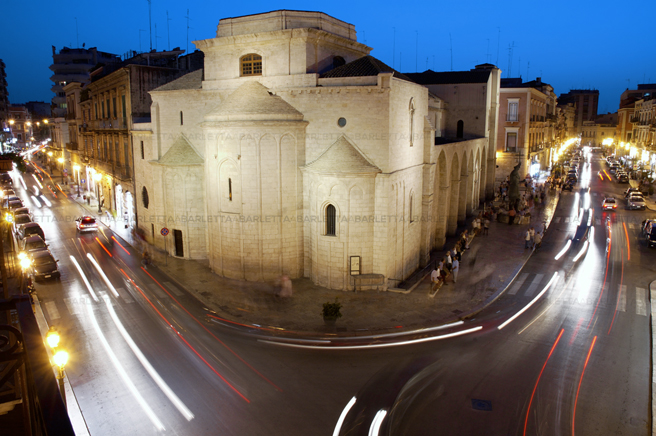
[527,61,530,80]
[392,27,396,69]
[185,9,192,54]
[362,30,366,45]
[449,34,453,71]
[518,57,521,78]
[167,11,171,51]
[496,28,500,66]
[147,0,152,51]
[139,29,145,52]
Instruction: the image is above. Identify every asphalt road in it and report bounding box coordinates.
[21,151,654,436]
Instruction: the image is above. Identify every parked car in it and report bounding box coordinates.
[617,174,629,183]
[13,207,31,219]
[28,251,60,280]
[562,182,574,191]
[7,200,24,210]
[566,174,578,183]
[20,234,49,253]
[3,196,20,207]
[624,188,640,198]
[75,216,98,232]
[2,188,16,197]
[18,223,45,240]
[12,214,32,235]
[627,194,647,210]
[642,219,656,248]
[602,197,617,210]
[0,172,13,186]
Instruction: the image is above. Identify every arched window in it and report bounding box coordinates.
[409,192,415,223]
[325,204,336,236]
[180,111,184,125]
[409,98,415,146]
[142,186,149,209]
[333,56,346,68]
[240,54,262,76]
[457,120,464,138]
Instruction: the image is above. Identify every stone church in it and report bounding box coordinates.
[132,10,497,290]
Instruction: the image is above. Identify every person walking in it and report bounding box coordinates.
[529,227,535,247]
[534,231,543,249]
[483,218,490,235]
[508,208,516,225]
[451,257,459,283]
[431,266,441,292]
[525,229,532,249]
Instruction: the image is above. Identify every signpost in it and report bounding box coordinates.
[161,228,169,265]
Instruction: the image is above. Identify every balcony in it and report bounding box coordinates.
[630,116,640,123]
[506,114,519,122]
[87,118,128,131]
[65,142,78,151]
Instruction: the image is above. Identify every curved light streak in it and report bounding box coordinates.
[86,252,120,297]
[102,295,195,421]
[30,196,42,208]
[554,240,572,260]
[86,300,165,431]
[31,174,43,189]
[368,409,387,436]
[572,336,597,436]
[39,195,52,207]
[498,272,559,330]
[69,255,99,302]
[333,397,356,436]
[259,326,483,350]
[572,241,589,262]
[19,175,27,190]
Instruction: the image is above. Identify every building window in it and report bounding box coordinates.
[228,178,232,201]
[240,54,262,76]
[112,97,117,118]
[508,100,519,121]
[325,204,336,236]
[101,101,105,119]
[106,99,110,118]
[409,98,415,146]
[506,132,517,152]
[337,117,347,128]
[457,120,464,138]
[142,186,149,209]
[122,95,127,119]
[409,193,415,223]
[140,141,144,159]
[180,111,183,125]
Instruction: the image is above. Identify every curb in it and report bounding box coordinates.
[650,280,656,436]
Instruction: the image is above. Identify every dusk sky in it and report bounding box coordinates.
[3,0,655,114]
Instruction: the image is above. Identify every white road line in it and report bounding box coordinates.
[163,282,184,297]
[636,287,648,316]
[44,300,60,320]
[524,274,545,297]
[117,287,134,303]
[618,285,626,312]
[508,273,529,295]
[148,283,167,299]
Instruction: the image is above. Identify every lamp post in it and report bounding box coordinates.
[17,251,32,294]
[93,172,102,213]
[73,164,81,197]
[46,327,68,410]
[57,157,65,182]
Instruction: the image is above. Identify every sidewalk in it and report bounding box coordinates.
[40,158,559,337]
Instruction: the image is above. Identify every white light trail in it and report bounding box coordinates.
[572,241,589,262]
[39,195,52,207]
[30,196,42,208]
[554,240,572,260]
[69,256,99,302]
[103,295,195,421]
[259,326,483,350]
[86,253,120,297]
[31,174,43,189]
[368,409,387,436]
[19,175,27,190]
[498,272,559,330]
[86,302,165,431]
[32,185,39,195]
[333,397,356,436]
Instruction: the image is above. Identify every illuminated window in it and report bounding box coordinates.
[240,54,262,76]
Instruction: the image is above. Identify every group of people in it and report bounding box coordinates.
[524,226,543,249]
[430,224,482,292]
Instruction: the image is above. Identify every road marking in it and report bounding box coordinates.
[636,287,648,316]
[148,283,167,299]
[524,274,545,297]
[618,285,626,312]
[508,273,529,295]
[629,223,636,230]
[163,281,184,297]
[117,287,134,303]
[44,300,60,320]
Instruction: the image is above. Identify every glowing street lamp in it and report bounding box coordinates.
[73,164,81,197]
[93,172,103,213]
[46,327,68,410]
[46,326,60,349]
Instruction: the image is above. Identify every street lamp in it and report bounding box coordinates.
[17,251,32,294]
[93,172,102,213]
[57,157,64,181]
[46,327,68,410]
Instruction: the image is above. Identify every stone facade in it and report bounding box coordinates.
[133,10,493,290]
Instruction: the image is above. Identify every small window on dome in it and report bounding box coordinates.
[337,118,347,128]
[241,54,262,77]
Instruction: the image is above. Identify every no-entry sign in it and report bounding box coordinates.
[161,227,169,236]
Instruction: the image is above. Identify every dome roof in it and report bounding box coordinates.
[205,81,303,122]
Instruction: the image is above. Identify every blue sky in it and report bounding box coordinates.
[3,0,655,114]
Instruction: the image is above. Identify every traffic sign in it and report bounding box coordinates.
[81,179,86,184]
[161,227,169,236]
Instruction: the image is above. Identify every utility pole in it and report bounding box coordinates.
[147,0,152,51]
[185,9,191,54]
[167,11,171,50]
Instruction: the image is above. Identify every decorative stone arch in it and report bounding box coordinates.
[320,200,340,237]
[433,150,449,247]
[447,152,460,235]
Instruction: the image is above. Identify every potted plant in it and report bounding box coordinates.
[321,298,342,325]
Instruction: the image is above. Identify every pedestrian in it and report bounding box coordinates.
[431,266,441,292]
[534,231,543,249]
[525,229,532,249]
[529,227,535,246]
[451,257,459,283]
[445,252,452,271]
[483,218,490,235]
[508,208,516,225]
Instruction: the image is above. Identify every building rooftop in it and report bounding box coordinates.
[304,135,380,174]
[320,55,412,82]
[404,68,491,85]
[152,69,203,91]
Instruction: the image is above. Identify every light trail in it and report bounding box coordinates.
[588,223,612,328]
[69,255,99,302]
[622,222,630,260]
[30,196,42,208]
[607,251,625,335]
[572,241,589,262]
[554,240,572,260]
[39,195,52,207]
[368,409,387,436]
[524,329,564,436]
[111,236,131,255]
[95,237,113,257]
[86,300,166,431]
[498,272,559,330]
[332,397,356,436]
[120,269,251,403]
[572,336,597,436]
[260,326,483,349]
[102,295,195,421]
[31,174,43,189]
[86,253,120,297]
